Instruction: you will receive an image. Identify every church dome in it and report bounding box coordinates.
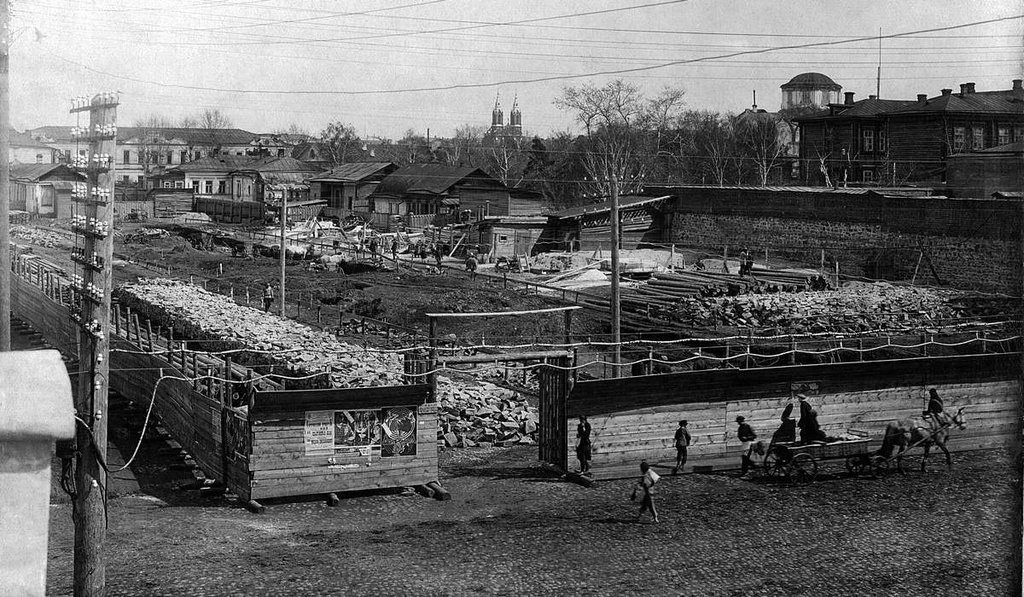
[781,72,841,90]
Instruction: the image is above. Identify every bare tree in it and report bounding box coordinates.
[131,115,175,180]
[734,112,788,186]
[448,124,486,166]
[319,121,363,166]
[555,79,685,197]
[485,135,528,188]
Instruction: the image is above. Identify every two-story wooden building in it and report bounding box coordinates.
[309,162,398,212]
[796,79,1024,189]
[368,164,510,225]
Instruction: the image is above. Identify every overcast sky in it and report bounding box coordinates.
[10,0,1023,139]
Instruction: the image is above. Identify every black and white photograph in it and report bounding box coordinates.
[0,1,1020,595]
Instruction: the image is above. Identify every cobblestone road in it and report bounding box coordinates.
[46,446,1020,596]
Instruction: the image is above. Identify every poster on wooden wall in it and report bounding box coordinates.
[334,410,383,449]
[304,410,336,455]
[381,407,417,457]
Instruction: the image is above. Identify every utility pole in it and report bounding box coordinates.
[279,194,286,318]
[609,174,621,377]
[0,0,10,352]
[69,91,118,596]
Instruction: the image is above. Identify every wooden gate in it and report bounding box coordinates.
[538,356,572,470]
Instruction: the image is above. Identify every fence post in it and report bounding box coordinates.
[317,306,322,324]
[857,338,864,361]
[246,287,250,305]
[789,335,796,365]
[921,333,928,357]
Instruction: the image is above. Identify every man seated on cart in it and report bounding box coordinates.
[771,403,797,445]
[797,394,829,444]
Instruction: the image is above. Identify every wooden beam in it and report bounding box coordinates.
[437,350,572,365]
[425,305,582,318]
[252,384,433,414]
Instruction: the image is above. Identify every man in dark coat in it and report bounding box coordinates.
[576,415,593,474]
[771,403,797,444]
[737,416,757,477]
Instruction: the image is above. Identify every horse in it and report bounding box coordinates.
[877,407,967,473]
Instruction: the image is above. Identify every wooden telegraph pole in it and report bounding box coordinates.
[279,194,286,317]
[70,92,118,596]
[0,0,10,352]
[609,174,621,377]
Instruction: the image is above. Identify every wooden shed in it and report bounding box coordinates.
[224,385,437,501]
[552,195,670,252]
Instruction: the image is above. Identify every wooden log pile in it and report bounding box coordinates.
[116,279,404,389]
[435,376,539,448]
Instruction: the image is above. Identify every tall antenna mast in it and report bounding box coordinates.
[876,27,882,98]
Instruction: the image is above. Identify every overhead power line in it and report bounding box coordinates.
[40,15,1024,97]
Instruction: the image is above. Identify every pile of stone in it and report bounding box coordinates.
[671,282,967,333]
[117,279,403,388]
[435,375,539,448]
[12,225,71,249]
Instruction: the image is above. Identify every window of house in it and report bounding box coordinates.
[952,126,965,152]
[862,170,874,183]
[137,151,144,164]
[235,181,241,197]
[163,180,171,188]
[1014,126,1024,142]
[136,175,144,184]
[217,181,226,194]
[998,126,1010,146]
[205,180,213,194]
[180,151,188,164]
[877,129,887,154]
[79,149,87,157]
[862,129,874,153]
[192,180,200,192]
[175,181,183,189]
[194,151,202,160]
[801,90,811,104]
[971,126,984,150]
[35,153,43,163]
[498,235,509,243]
[123,150,130,164]
[122,175,129,183]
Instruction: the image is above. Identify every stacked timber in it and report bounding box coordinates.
[117,279,403,389]
[435,376,539,448]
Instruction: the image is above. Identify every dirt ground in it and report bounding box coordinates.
[44,430,1022,596]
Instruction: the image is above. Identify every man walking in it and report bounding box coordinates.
[673,420,691,475]
[576,415,592,474]
[632,461,660,523]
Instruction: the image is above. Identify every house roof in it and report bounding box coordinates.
[309,162,397,182]
[796,98,919,121]
[25,125,261,145]
[10,129,55,150]
[9,163,80,181]
[978,140,1024,153]
[245,156,325,172]
[887,89,1024,116]
[173,155,258,172]
[553,195,672,219]
[372,164,501,197]
[781,72,841,90]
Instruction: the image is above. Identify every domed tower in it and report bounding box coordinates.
[780,73,842,111]
[508,95,522,135]
[491,94,504,128]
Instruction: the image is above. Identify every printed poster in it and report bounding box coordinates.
[304,410,335,455]
[381,407,417,457]
[334,410,382,449]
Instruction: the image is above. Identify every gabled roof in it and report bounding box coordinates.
[10,163,82,181]
[887,90,1024,116]
[372,163,503,197]
[309,162,397,183]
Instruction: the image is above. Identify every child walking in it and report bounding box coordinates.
[632,461,660,523]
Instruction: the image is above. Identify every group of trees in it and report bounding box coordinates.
[131,109,236,170]
[312,80,796,209]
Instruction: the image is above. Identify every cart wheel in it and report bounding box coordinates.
[763,452,786,479]
[789,453,817,483]
[870,455,890,477]
[845,455,867,475]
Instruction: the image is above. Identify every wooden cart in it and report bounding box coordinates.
[762,433,884,482]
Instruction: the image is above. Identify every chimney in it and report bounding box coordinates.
[959,83,968,95]
[965,82,975,94]
[868,95,877,100]
[1014,79,1023,91]
[941,88,952,96]
[917,94,928,102]
[844,91,855,105]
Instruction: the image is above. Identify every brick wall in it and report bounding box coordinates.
[650,186,1022,292]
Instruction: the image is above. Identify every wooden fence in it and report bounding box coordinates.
[557,353,1021,478]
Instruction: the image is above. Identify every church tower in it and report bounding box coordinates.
[509,95,522,135]
[491,94,504,128]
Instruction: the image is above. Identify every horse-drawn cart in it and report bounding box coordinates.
[762,431,884,482]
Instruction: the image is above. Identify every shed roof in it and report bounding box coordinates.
[553,195,671,219]
[373,163,500,197]
[174,155,259,173]
[309,162,397,182]
[9,163,81,181]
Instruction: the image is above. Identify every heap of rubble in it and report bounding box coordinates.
[435,376,539,448]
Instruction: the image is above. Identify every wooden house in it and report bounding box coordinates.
[10,163,85,219]
[309,162,398,212]
[368,164,510,227]
[229,156,325,206]
[796,80,1024,186]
